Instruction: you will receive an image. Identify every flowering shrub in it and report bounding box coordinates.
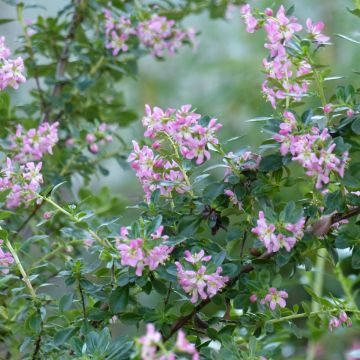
[0,0,359,359]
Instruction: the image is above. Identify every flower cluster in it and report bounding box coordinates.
[1,122,59,208]
[85,123,113,154]
[142,104,221,164]
[9,122,59,162]
[0,36,26,91]
[128,105,221,201]
[175,250,228,303]
[274,112,348,189]
[128,141,189,202]
[328,311,352,331]
[104,10,196,58]
[241,5,329,108]
[0,159,43,208]
[136,323,199,360]
[0,240,13,274]
[116,225,173,276]
[252,211,305,253]
[261,287,288,310]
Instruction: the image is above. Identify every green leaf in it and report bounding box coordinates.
[0,210,13,220]
[259,154,284,172]
[336,33,360,45]
[28,312,41,333]
[54,327,77,346]
[109,286,129,314]
[282,201,303,223]
[152,279,168,295]
[324,190,346,214]
[0,92,10,118]
[351,117,360,134]
[59,293,73,312]
[51,181,67,197]
[352,247,360,269]
[203,182,226,201]
[0,18,14,25]
[304,286,333,307]
[178,216,201,236]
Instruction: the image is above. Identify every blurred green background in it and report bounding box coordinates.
[1,0,360,358]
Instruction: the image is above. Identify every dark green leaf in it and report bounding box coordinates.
[109,286,129,314]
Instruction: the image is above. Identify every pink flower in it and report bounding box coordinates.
[252,211,305,253]
[135,14,196,57]
[9,122,59,162]
[274,121,348,188]
[43,212,51,220]
[138,323,161,359]
[0,240,14,274]
[176,251,228,303]
[323,103,332,113]
[0,36,11,59]
[144,245,173,270]
[86,133,96,144]
[176,330,199,359]
[89,143,99,154]
[116,222,172,275]
[0,55,26,90]
[240,4,258,33]
[184,249,211,264]
[0,158,44,209]
[329,316,341,331]
[83,238,94,248]
[224,189,242,209]
[117,238,145,276]
[306,18,330,44]
[261,287,288,310]
[251,211,279,253]
[129,105,221,201]
[137,324,198,360]
[249,294,258,303]
[120,226,129,238]
[104,13,134,55]
[151,226,169,240]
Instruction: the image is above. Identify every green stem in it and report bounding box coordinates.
[306,247,327,360]
[31,240,83,268]
[38,195,114,250]
[307,55,327,107]
[267,308,360,325]
[163,132,194,197]
[5,239,37,300]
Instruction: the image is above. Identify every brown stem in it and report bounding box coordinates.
[17,5,46,113]
[78,281,87,320]
[31,321,43,360]
[163,251,271,342]
[42,0,86,123]
[13,202,44,242]
[331,206,360,224]
[163,207,360,342]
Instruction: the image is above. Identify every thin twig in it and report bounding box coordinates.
[163,206,360,342]
[42,0,86,123]
[31,320,43,360]
[78,281,87,320]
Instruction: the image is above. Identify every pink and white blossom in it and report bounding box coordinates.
[176,250,228,303]
[261,287,288,310]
